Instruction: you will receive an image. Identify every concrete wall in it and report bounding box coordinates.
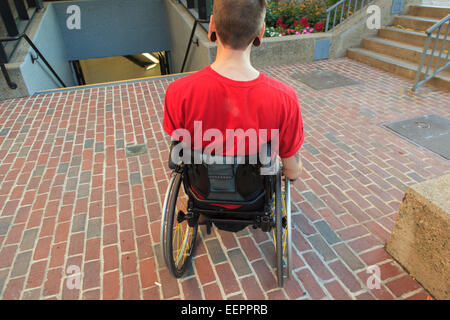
[20,4,77,95]
[164,0,214,74]
[52,0,170,60]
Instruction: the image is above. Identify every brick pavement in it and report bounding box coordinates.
[0,57,449,300]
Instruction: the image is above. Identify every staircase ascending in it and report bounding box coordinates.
[347,5,450,91]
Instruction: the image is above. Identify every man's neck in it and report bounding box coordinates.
[210,44,260,81]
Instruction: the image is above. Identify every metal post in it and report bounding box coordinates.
[424,24,443,77]
[181,20,199,73]
[0,43,7,63]
[14,0,30,20]
[413,34,432,91]
[434,22,449,73]
[0,1,19,36]
[325,11,330,32]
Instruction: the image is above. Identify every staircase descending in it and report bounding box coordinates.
[347,5,450,91]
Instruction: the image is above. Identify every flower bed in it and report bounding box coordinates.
[264,0,355,37]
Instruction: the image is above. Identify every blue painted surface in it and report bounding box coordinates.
[52,0,170,60]
[391,0,404,14]
[314,39,330,60]
[20,0,171,94]
[20,5,77,95]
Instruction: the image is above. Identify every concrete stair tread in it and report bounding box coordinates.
[365,36,449,57]
[348,47,450,80]
[396,15,440,23]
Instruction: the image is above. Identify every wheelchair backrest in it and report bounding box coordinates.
[169,141,275,202]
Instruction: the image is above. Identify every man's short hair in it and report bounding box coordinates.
[213,0,267,50]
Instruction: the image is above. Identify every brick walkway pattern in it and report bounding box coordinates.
[0,58,449,300]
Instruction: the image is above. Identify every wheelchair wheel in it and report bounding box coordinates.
[160,172,198,278]
[272,173,292,287]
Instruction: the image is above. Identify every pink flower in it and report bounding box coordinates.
[295,31,300,35]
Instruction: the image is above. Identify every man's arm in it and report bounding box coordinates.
[281,149,303,180]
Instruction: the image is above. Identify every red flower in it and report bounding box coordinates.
[314,21,324,31]
[276,17,283,27]
[294,19,300,27]
[300,17,309,27]
[281,23,287,29]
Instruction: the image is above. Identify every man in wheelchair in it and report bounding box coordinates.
[161,0,304,285]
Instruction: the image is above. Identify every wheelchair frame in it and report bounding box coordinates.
[160,147,292,287]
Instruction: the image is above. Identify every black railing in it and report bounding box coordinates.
[1,0,43,61]
[178,0,212,73]
[0,33,67,89]
[178,0,212,22]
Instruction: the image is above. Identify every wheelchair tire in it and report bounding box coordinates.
[161,172,198,278]
[275,170,284,287]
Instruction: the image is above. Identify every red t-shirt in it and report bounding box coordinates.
[163,65,304,158]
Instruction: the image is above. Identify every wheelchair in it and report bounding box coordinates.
[160,141,292,287]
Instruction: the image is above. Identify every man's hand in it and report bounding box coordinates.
[281,150,303,181]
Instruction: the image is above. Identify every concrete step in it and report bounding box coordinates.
[378,27,449,51]
[408,5,450,19]
[392,15,440,33]
[347,47,450,91]
[362,37,448,69]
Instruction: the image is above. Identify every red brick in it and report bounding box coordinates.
[136,235,153,260]
[143,286,161,300]
[68,233,85,256]
[159,268,180,299]
[43,267,62,296]
[251,259,277,292]
[385,275,421,298]
[103,245,119,271]
[0,245,19,269]
[296,268,325,300]
[355,292,375,300]
[139,258,157,288]
[134,216,150,236]
[119,229,135,252]
[194,255,215,284]
[363,220,390,243]
[329,260,361,293]
[267,289,288,300]
[359,247,391,266]
[240,276,265,300]
[2,277,25,300]
[283,276,305,299]
[324,280,352,300]
[85,238,101,261]
[103,224,118,246]
[4,223,25,245]
[217,229,237,249]
[83,260,100,290]
[54,222,70,244]
[33,237,52,260]
[405,290,429,300]
[103,206,117,225]
[49,242,67,268]
[103,271,120,300]
[302,251,333,280]
[182,277,203,300]
[26,260,47,288]
[83,289,100,300]
[203,282,223,299]
[121,252,137,275]
[238,236,261,261]
[27,209,43,229]
[347,235,381,253]
[216,262,241,295]
[337,225,368,241]
[39,217,56,237]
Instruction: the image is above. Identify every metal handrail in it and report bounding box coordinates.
[325,0,373,32]
[412,14,450,91]
[0,33,67,89]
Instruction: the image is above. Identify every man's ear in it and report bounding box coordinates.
[259,22,266,39]
[208,15,217,42]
